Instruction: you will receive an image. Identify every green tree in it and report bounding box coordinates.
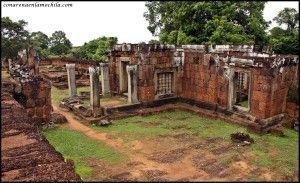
[148,39,160,44]
[1,17,29,60]
[273,8,299,31]
[269,8,299,54]
[144,1,269,46]
[30,31,50,50]
[49,31,72,55]
[28,31,50,58]
[77,36,117,61]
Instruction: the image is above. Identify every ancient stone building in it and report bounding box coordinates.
[108,44,298,122]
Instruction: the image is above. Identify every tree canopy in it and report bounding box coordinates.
[73,36,118,61]
[144,1,269,46]
[269,8,299,54]
[1,17,29,59]
[273,8,299,31]
[49,31,72,55]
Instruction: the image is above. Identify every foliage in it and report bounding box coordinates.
[144,1,269,46]
[148,39,160,44]
[49,31,72,55]
[42,127,126,179]
[29,31,50,58]
[75,36,117,61]
[269,8,299,55]
[1,17,29,59]
[273,8,299,31]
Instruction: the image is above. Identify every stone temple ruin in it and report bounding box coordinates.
[1,44,299,181]
[57,44,298,132]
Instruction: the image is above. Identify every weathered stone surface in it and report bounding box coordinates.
[1,78,80,182]
[269,125,285,137]
[230,132,254,144]
[50,113,67,124]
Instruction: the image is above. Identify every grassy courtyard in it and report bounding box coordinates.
[43,109,299,181]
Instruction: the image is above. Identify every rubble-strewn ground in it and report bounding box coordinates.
[44,105,299,181]
[1,76,80,181]
[51,86,127,107]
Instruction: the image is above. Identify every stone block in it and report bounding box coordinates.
[26,99,35,108]
[36,107,44,118]
[26,108,35,117]
[43,105,52,117]
[36,98,46,107]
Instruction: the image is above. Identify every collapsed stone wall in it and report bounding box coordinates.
[9,59,52,125]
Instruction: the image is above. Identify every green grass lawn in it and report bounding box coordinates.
[43,108,298,180]
[237,100,249,108]
[92,109,299,178]
[42,127,127,180]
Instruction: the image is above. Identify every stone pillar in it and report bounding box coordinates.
[228,69,235,111]
[100,63,110,96]
[66,64,77,97]
[126,65,139,104]
[89,66,102,117]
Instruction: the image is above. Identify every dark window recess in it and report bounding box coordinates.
[157,72,173,95]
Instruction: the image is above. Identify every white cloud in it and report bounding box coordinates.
[2,1,299,46]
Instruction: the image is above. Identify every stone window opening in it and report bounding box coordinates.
[157,72,173,95]
[233,71,250,111]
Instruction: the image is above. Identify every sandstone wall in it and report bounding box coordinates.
[250,66,297,119]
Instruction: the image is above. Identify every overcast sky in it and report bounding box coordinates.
[2,1,299,46]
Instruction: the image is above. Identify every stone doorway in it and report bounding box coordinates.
[233,71,251,111]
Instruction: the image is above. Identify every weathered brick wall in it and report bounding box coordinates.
[108,44,298,120]
[250,66,297,119]
[138,51,175,102]
[108,55,119,93]
[180,52,228,108]
[138,64,155,102]
[21,76,52,125]
[270,66,298,117]
[250,68,273,119]
[108,50,176,102]
[286,102,299,119]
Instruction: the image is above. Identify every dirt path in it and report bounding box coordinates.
[53,105,124,149]
[52,105,204,181]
